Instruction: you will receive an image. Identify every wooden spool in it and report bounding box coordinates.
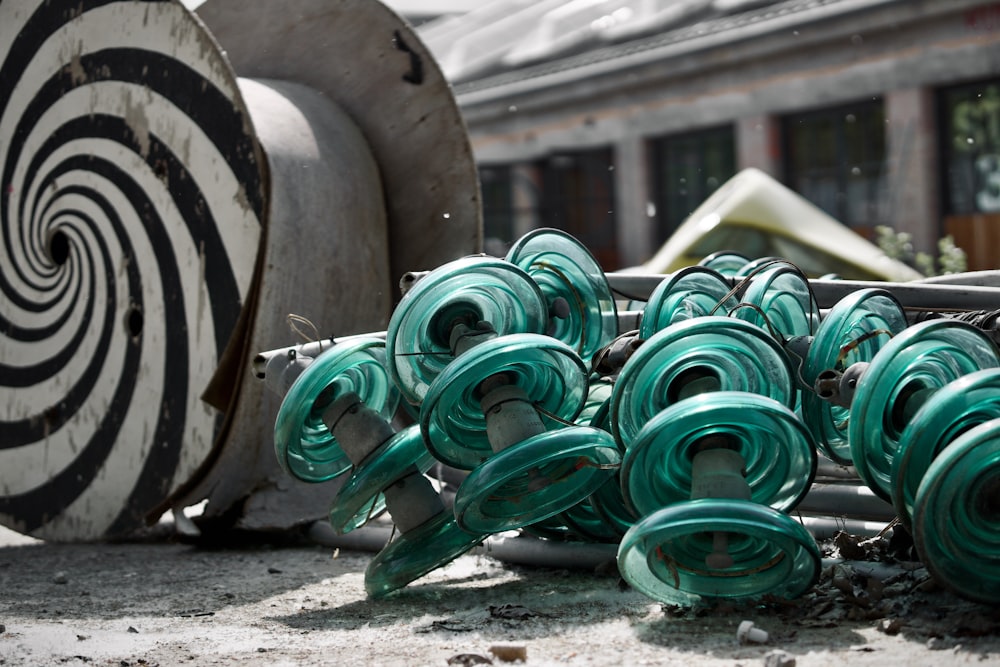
[0,0,481,540]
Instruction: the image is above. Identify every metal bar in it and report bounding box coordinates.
[796,483,896,522]
[816,458,861,481]
[251,331,387,379]
[306,511,889,571]
[606,272,1000,311]
[801,517,891,540]
[253,271,999,380]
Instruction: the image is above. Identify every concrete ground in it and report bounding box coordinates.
[1,520,999,667]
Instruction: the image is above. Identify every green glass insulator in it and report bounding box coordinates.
[506,227,618,363]
[452,426,621,534]
[617,499,821,606]
[620,392,816,517]
[849,319,1000,501]
[698,251,751,277]
[521,515,582,541]
[328,424,436,535]
[734,256,785,278]
[579,375,614,430]
[558,493,627,543]
[385,256,547,406]
[911,418,1000,604]
[735,262,818,341]
[589,471,638,537]
[559,376,629,541]
[801,289,907,464]
[420,333,589,470]
[610,316,794,449]
[364,511,486,598]
[892,368,1000,526]
[274,338,398,483]
[524,493,623,543]
[639,266,737,338]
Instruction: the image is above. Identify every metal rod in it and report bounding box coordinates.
[606,273,1000,311]
[815,457,861,481]
[799,516,891,540]
[251,330,387,379]
[306,512,889,572]
[253,270,999,380]
[796,483,896,522]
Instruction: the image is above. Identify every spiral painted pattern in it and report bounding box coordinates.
[0,0,265,539]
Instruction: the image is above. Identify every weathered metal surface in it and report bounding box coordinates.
[195,0,484,287]
[0,0,265,539]
[170,77,395,530]
[169,0,485,533]
[0,0,484,539]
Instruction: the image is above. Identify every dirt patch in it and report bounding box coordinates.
[1,523,997,667]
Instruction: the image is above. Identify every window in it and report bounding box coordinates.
[649,125,736,246]
[782,100,887,235]
[479,165,516,256]
[538,148,619,270]
[939,78,1000,215]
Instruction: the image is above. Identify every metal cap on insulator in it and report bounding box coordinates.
[321,392,397,465]
[690,448,752,502]
[264,350,313,397]
[383,472,445,534]
[815,362,869,408]
[479,383,547,453]
[449,320,498,357]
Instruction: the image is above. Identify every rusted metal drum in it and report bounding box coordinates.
[0,0,481,540]
[195,0,483,286]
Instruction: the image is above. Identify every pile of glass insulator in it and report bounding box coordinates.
[261,233,1000,605]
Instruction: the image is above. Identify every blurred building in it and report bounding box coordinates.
[419,0,1000,271]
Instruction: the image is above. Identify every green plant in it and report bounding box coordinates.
[874,226,967,277]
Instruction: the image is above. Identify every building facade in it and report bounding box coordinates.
[423,0,1000,272]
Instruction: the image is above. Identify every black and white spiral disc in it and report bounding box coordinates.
[0,0,265,539]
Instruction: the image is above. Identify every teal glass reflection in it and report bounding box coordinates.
[617,499,821,606]
[734,256,785,278]
[453,426,621,534]
[639,266,737,338]
[328,424,436,535]
[848,319,1000,501]
[734,262,819,341]
[892,368,1000,526]
[506,228,618,364]
[385,255,547,406]
[620,392,816,517]
[801,289,907,464]
[420,333,589,470]
[420,334,588,470]
[610,316,794,449]
[274,338,397,483]
[698,251,751,277]
[365,512,486,597]
[912,418,1000,605]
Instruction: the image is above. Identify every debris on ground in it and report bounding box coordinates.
[737,620,770,645]
[488,604,541,621]
[489,645,527,662]
[447,654,493,665]
[2,524,998,666]
[762,649,796,667]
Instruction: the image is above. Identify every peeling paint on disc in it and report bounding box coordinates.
[0,0,265,540]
